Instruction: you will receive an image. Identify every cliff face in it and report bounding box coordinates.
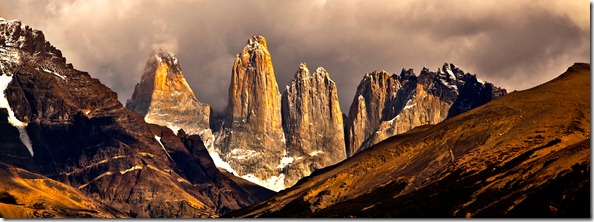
[347,63,507,156]
[281,63,346,187]
[126,51,212,147]
[0,19,263,218]
[229,63,590,218]
[213,36,287,191]
[346,70,401,156]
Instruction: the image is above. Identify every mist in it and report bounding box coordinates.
[1,0,589,114]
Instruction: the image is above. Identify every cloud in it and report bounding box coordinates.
[0,0,589,114]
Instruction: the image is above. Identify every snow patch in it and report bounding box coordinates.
[208,150,239,176]
[390,114,401,123]
[231,148,258,160]
[404,104,416,110]
[0,74,33,156]
[277,157,294,169]
[439,78,458,90]
[41,68,66,80]
[309,150,324,156]
[241,173,286,192]
[198,129,215,150]
[446,69,456,80]
[155,136,173,161]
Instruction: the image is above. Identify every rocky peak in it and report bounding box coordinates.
[399,68,415,79]
[348,63,507,156]
[224,35,279,123]
[0,19,65,65]
[247,35,267,49]
[213,35,286,191]
[281,63,346,187]
[314,67,330,77]
[152,50,182,73]
[295,62,310,80]
[347,70,401,156]
[0,19,280,217]
[0,19,234,217]
[126,50,212,145]
[362,70,391,84]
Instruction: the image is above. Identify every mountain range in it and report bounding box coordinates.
[126,35,507,192]
[0,19,589,218]
[229,62,590,218]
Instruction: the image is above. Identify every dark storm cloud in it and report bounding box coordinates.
[0,0,588,114]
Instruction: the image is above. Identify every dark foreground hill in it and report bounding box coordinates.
[0,19,272,218]
[229,63,590,218]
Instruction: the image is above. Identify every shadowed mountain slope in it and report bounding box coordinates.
[229,63,590,218]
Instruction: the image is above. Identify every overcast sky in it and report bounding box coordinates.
[1,0,589,114]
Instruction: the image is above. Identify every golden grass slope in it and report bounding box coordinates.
[0,163,126,218]
[229,63,590,218]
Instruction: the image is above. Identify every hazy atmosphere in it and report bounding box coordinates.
[1,0,589,113]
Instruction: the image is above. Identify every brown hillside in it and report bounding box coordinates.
[0,163,126,218]
[229,63,590,218]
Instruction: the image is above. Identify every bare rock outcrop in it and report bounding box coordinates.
[126,51,213,147]
[281,63,346,187]
[347,63,507,156]
[0,19,258,218]
[213,36,287,191]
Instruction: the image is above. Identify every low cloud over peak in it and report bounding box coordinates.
[1,0,588,113]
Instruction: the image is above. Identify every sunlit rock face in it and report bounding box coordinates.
[347,64,507,156]
[213,36,287,191]
[346,70,401,157]
[126,51,213,147]
[230,63,590,218]
[0,19,221,217]
[281,63,346,188]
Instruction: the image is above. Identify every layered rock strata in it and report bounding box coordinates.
[281,63,346,187]
[0,19,263,218]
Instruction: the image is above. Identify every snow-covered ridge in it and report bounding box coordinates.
[0,74,34,156]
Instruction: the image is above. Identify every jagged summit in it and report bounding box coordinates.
[231,63,590,218]
[347,63,507,156]
[213,35,287,191]
[293,63,332,81]
[281,62,346,188]
[0,20,272,218]
[0,19,67,66]
[151,50,182,73]
[246,35,268,50]
[126,50,211,140]
[294,62,310,79]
